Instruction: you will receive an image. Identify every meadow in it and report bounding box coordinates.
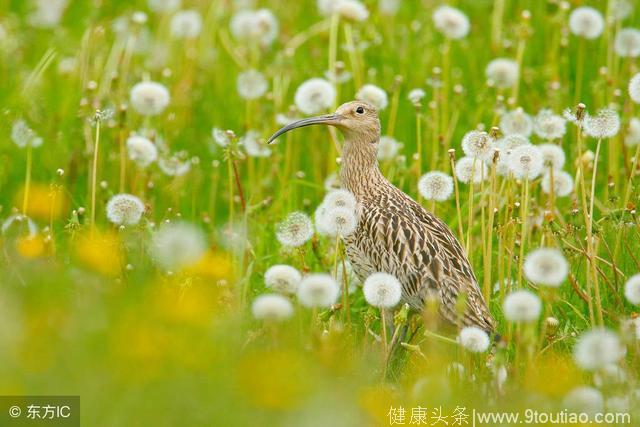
[1,0,640,425]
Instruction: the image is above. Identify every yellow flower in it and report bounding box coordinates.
[16,234,46,258]
[16,184,66,221]
[185,251,234,281]
[74,230,122,276]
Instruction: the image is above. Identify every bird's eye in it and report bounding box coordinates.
[355,106,365,115]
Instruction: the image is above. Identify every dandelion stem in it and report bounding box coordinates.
[344,23,362,89]
[588,138,604,326]
[517,177,529,287]
[90,119,101,230]
[449,151,465,247]
[22,145,33,216]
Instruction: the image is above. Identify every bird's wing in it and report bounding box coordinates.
[361,190,495,331]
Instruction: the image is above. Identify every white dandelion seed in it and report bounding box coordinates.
[276,211,314,247]
[534,109,567,140]
[455,156,488,184]
[614,28,640,57]
[151,222,207,271]
[408,88,426,105]
[130,81,170,116]
[230,9,279,47]
[212,128,232,147]
[432,5,470,40]
[237,69,268,100]
[126,135,158,167]
[317,0,341,16]
[356,84,388,110]
[573,328,626,371]
[252,294,294,321]
[503,290,541,322]
[594,364,627,387]
[541,170,574,197]
[335,0,369,21]
[500,109,533,137]
[624,274,640,305]
[294,78,336,115]
[148,0,181,13]
[611,0,633,21]
[265,264,302,295]
[625,117,640,147]
[494,134,530,176]
[584,108,620,138]
[377,136,401,160]
[316,206,358,237]
[630,73,640,103]
[508,145,544,179]
[485,58,519,89]
[323,189,357,211]
[523,248,569,287]
[418,172,454,202]
[569,6,605,39]
[297,273,340,308]
[363,272,402,308]
[538,143,566,170]
[28,0,68,28]
[563,387,604,416]
[158,155,191,176]
[240,130,271,158]
[106,194,145,226]
[457,326,491,353]
[170,10,202,39]
[379,0,400,15]
[11,120,43,149]
[461,130,496,161]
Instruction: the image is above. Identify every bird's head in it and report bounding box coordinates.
[267,101,381,145]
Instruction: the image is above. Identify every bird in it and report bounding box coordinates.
[267,101,495,333]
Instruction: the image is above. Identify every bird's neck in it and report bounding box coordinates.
[340,134,387,197]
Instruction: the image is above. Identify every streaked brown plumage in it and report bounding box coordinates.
[268,101,495,332]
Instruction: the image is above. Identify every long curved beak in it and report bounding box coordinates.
[267,114,343,144]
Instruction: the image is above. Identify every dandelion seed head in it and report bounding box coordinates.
[457,326,491,353]
[126,135,158,167]
[297,273,339,308]
[170,10,202,39]
[503,290,541,322]
[276,211,314,247]
[625,117,640,147]
[377,136,401,160]
[363,272,402,308]
[335,0,369,21]
[534,109,567,140]
[624,274,640,305]
[237,69,268,100]
[508,145,544,179]
[130,81,170,116]
[212,128,232,147]
[432,5,470,40]
[500,109,533,137]
[106,194,145,226]
[538,143,566,170]
[294,78,336,115]
[485,58,519,89]
[611,0,633,21]
[11,120,43,149]
[494,134,531,175]
[230,9,279,47]
[240,130,271,158]
[418,171,454,201]
[455,156,488,184]
[584,108,620,138]
[316,206,358,237]
[379,0,400,15]
[265,264,302,295]
[541,170,574,197]
[158,155,191,176]
[563,387,604,415]
[28,0,68,28]
[356,84,388,110]
[630,73,640,103]
[523,248,568,287]
[569,6,605,39]
[594,364,627,387]
[251,294,294,321]
[151,222,207,271]
[323,189,357,211]
[408,88,426,105]
[614,28,640,58]
[461,130,495,161]
[573,328,626,371]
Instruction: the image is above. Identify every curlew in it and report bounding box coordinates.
[268,101,495,333]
